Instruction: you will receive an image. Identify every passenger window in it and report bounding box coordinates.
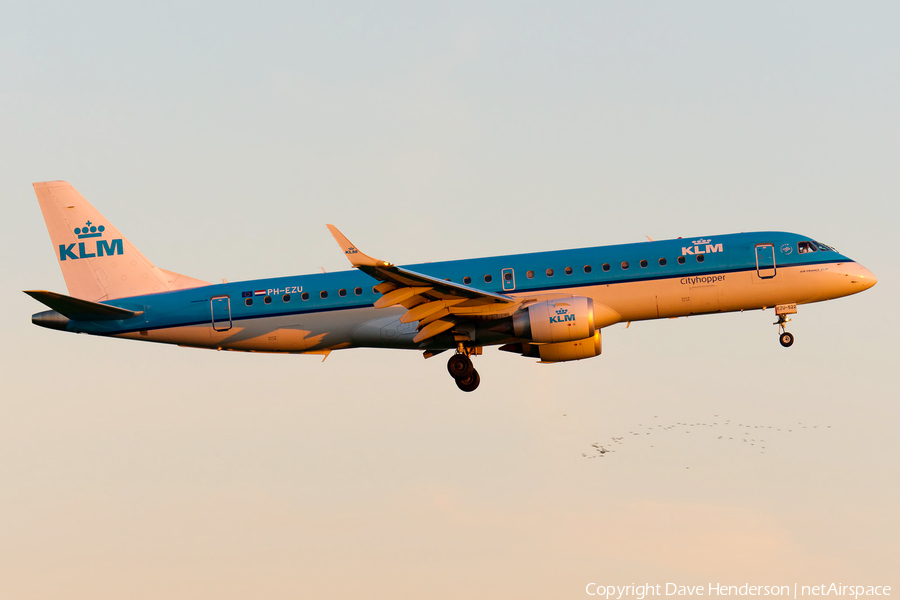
[245,298,253,306]
[602,264,610,272]
[677,256,686,265]
[504,272,512,281]
[526,271,535,279]
[320,290,328,299]
[283,294,291,302]
[301,292,309,301]
[621,262,629,270]
[640,260,648,268]
[339,289,347,297]
[264,296,272,304]
[696,255,705,263]
[798,241,818,254]
[463,276,471,284]
[659,258,667,266]
[565,267,573,275]
[484,274,492,283]
[583,265,592,274]
[546,269,554,277]
[354,287,362,296]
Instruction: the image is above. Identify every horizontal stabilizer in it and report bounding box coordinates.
[24,290,143,321]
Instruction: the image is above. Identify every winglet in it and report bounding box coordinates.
[326,225,391,268]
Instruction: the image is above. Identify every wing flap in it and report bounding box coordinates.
[412,319,456,344]
[400,299,465,324]
[373,286,433,309]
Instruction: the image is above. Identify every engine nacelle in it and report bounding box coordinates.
[538,331,601,362]
[499,331,602,363]
[512,297,595,343]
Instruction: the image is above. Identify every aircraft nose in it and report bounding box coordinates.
[860,266,877,289]
[848,263,877,290]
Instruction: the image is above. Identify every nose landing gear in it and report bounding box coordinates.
[774,303,797,347]
[447,347,480,392]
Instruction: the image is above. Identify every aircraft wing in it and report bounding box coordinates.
[327,225,522,344]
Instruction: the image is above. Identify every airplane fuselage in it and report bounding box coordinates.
[35,231,876,356]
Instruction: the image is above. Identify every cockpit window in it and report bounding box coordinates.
[798,241,818,254]
[814,241,835,252]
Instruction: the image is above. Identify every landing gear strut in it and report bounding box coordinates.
[447,347,480,392]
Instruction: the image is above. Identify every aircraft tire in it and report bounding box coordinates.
[447,354,474,380]
[455,370,480,392]
[779,332,794,347]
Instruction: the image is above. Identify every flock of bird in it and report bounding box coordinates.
[582,414,832,461]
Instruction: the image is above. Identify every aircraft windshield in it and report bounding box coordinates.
[814,241,835,252]
[798,241,818,253]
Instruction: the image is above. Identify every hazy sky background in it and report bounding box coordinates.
[2,2,898,598]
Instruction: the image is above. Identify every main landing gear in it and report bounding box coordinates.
[447,348,480,392]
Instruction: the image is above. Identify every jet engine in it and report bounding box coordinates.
[497,297,603,362]
[512,297,595,343]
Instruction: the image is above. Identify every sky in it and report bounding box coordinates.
[1,2,898,598]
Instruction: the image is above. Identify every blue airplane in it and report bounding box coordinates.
[26,181,877,391]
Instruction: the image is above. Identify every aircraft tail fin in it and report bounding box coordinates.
[32,181,209,301]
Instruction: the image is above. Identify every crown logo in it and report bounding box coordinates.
[555,308,568,315]
[74,221,105,239]
[692,238,711,245]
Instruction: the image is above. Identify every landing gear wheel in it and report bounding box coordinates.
[455,369,480,392]
[447,354,474,380]
[779,332,794,347]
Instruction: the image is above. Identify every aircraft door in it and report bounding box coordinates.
[211,296,232,331]
[501,268,516,291]
[755,244,776,279]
